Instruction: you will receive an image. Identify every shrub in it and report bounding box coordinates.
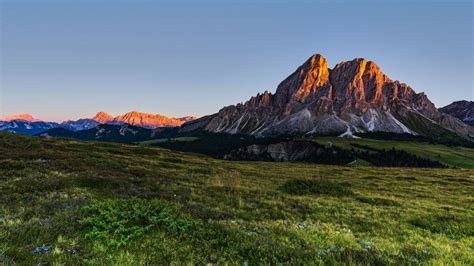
[80,198,194,248]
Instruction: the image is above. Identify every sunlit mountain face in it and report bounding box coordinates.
[182,54,473,139]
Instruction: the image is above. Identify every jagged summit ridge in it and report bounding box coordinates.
[182,53,473,138]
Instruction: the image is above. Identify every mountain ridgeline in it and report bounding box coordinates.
[0,111,196,135]
[181,54,473,139]
[1,53,472,168]
[2,53,473,150]
[40,124,173,143]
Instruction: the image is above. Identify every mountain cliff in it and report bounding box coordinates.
[182,54,473,139]
[439,101,474,126]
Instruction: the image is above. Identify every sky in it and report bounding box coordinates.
[0,0,472,122]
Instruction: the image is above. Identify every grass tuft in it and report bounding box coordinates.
[354,195,401,206]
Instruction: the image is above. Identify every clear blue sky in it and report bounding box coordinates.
[1,0,472,121]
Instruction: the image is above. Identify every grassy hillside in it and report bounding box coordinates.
[0,133,473,264]
[310,136,474,169]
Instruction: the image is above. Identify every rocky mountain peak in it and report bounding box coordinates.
[1,114,40,122]
[272,53,331,106]
[295,54,329,89]
[444,100,472,108]
[121,111,144,118]
[112,111,192,128]
[182,53,474,138]
[307,53,328,71]
[330,58,391,112]
[440,100,474,126]
[92,112,113,124]
[90,111,196,128]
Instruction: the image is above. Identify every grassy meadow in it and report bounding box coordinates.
[0,133,473,264]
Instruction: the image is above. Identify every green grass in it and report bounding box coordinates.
[310,136,474,168]
[0,133,473,264]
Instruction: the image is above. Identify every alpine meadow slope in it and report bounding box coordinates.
[0,133,473,264]
[2,0,473,264]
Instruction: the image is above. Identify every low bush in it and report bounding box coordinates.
[80,198,194,248]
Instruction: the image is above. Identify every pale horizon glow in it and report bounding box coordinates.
[1,0,473,122]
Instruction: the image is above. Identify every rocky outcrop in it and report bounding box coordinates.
[224,140,354,164]
[182,54,474,139]
[440,101,474,126]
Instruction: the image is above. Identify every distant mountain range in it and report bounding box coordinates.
[182,54,473,140]
[39,124,174,143]
[106,111,195,128]
[0,120,62,136]
[0,111,196,135]
[439,100,474,127]
[2,53,472,143]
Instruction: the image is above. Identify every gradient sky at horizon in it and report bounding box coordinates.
[1,0,473,122]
